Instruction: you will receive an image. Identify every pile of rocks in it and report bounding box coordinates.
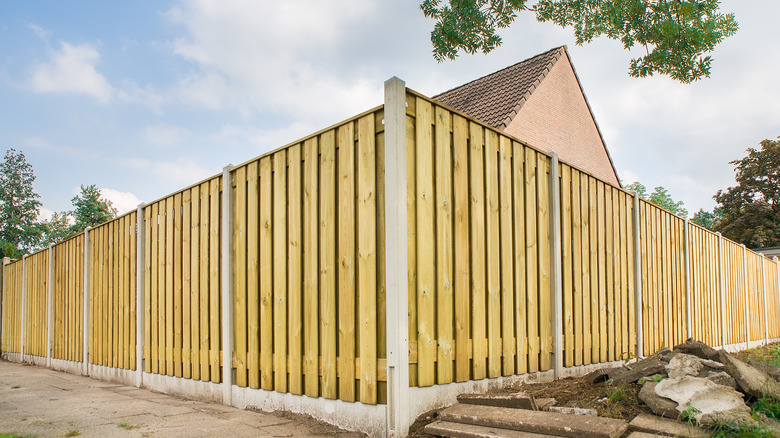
[586,339,780,431]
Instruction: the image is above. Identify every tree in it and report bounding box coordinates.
[420,0,739,83]
[691,207,720,230]
[70,185,117,233]
[0,149,42,257]
[38,212,74,248]
[625,181,688,217]
[713,137,780,248]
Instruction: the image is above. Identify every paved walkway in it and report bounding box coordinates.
[0,360,366,437]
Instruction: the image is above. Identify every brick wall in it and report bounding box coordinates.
[502,55,619,186]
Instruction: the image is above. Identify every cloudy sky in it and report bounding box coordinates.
[1,1,778,219]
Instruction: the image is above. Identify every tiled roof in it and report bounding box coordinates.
[433,46,565,129]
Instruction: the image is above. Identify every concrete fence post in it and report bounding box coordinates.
[633,193,643,358]
[20,254,26,363]
[684,219,691,340]
[742,244,749,348]
[717,233,726,349]
[47,245,54,368]
[548,151,563,378]
[762,256,768,345]
[221,165,234,405]
[384,76,411,438]
[136,204,146,387]
[83,227,91,375]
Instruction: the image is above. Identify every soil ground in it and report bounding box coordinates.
[410,343,780,437]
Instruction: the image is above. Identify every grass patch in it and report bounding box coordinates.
[0,434,36,438]
[708,421,772,438]
[753,394,780,421]
[63,431,80,437]
[118,422,136,430]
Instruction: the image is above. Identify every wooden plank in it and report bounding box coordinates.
[166,197,175,375]
[357,114,377,403]
[498,136,514,376]
[415,99,436,387]
[287,143,303,395]
[571,170,583,366]
[209,178,221,383]
[189,187,201,381]
[596,182,607,362]
[435,106,455,384]
[150,204,160,373]
[144,207,152,372]
[613,191,623,358]
[234,165,248,387]
[273,151,289,392]
[406,106,419,387]
[470,122,487,379]
[259,157,274,390]
[130,212,137,370]
[319,131,337,398]
[561,165,573,367]
[512,142,527,374]
[580,174,592,365]
[375,110,387,405]
[246,161,260,390]
[484,130,502,378]
[524,147,539,372]
[537,154,551,371]
[625,195,636,356]
[200,182,212,381]
[604,187,614,361]
[173,193,183,376]
[182,190,192,379]
[337,124,355,399]
[453,115,471,382]
[303,138,319,397]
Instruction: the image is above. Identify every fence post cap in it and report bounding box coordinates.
[2,257,9,265]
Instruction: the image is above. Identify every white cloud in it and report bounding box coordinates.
[141,124,190,147]
[123,156,216,187]
[38,207,54,222]
[29,41,113,103]
[100,188,142,216]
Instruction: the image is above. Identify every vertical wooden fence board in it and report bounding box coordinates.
[561,165,573,367]
[498,136,515,376]
[571,169,583,366]
[588,177,599,363]
[182,190,192,379]
[512,142,527,374]
[259,157,274,390]
[287,144,303,395]
[302,139,319,397]
[406,99,419,387]
[337,124,355,400]
[246,162,260,390]
[471,122,488,379]
[319,133,337,398]
[234,165,248,387]
[200,182,211,381]
[453,115,472,382]
[208,178,221,383]
[435,107,455,383]
[484,130,502,378]
[190,186,201,381]
[173,195,183,376]
[579,173,592,365]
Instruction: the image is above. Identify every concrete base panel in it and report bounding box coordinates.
[25,354,48,367]
[720,337,780,353]
[231,385,387,438]
[141,372,222,404]
[50,358,85,375]
[2,352,22,363]
[88,364,135,386]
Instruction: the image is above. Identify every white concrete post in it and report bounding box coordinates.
[717,233,726,349]
[632,193,643,358]
[384,77,410,438]
[20,254,26,362]
[742,244,749,348]
[548,151,563,378]
[221,165,234,405]
[136,204,146,387]
[684,219,691,339]
[47,245,54,368]
[83,227,91,375]
[762,256,768,345]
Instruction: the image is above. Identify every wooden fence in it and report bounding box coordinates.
[2,85,780,416]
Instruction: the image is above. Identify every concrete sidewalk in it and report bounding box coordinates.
[0,360,366,437]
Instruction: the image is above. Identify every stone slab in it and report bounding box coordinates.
[628,413,709,438]
[457,391,538,410]
[638,381,679,419]
[536,398,556,410]
[673,339,720,361]
[547,406,597,416]
[626,433,668,438]
[748,359,780,381]
[424,420,559,438]
[612,356,667,384]
[438,403,628,438]
[720,350,780,399]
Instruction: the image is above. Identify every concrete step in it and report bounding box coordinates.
[628,413,709,438]
[424,420,559,438]
[438,403,629,438]
[457,392,538,410]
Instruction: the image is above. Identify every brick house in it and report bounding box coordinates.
[434,46,620,186]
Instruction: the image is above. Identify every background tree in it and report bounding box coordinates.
[70,184,117,233]
[420,0,739,83]
[691,207,721,230]
[38,212,73,248]
[625,181,688,217]
[713,137,780,248]
[0,149,42,257]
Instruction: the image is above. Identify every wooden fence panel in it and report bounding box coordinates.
[89,212,136,369]
[688,225,722,347]
[406,91,553,385]
[722,239,746,345]
[24,250,48,358]
[767,259,780,339]
[746,251,766,342]
[144,180,221,382]
[230,108,385,405]
[52,236,84,362]
[2,260,23,353]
